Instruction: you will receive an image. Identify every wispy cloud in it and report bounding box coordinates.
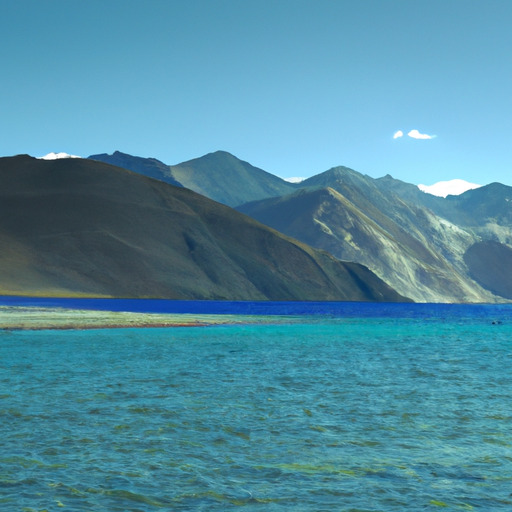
[393,130,404,139]
[407,129,436,140]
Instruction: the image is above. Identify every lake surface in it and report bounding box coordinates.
[1,301,512,510]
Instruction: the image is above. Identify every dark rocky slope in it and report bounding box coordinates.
[464,241,512,299]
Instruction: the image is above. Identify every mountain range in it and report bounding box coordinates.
[0,155,405,302]
[89,151,512,303]
[3,149,511,302]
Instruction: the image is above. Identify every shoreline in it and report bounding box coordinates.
[0,306,260,331]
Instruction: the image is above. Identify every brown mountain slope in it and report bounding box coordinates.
[0,156,407,301]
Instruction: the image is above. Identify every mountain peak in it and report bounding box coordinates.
[89,150,168,166]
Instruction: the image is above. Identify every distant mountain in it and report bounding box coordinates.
[0,155,406,302]
[418,179,481,197]
[88,150,297,207]
[239,165,510,302]
[303,166,512,248]
[88,151,182,187]
[168,151,297,207]
[443,183,512,229]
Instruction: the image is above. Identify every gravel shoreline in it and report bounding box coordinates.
[0,306,251,331]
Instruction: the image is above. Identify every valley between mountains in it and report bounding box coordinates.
[2,150,511,302]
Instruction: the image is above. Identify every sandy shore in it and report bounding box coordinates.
[0,306,260,331]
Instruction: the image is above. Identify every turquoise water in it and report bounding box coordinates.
[1,309,512,510]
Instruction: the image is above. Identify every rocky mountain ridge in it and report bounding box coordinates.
[240,167,512,302]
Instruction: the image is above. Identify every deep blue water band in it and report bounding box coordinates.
[1,296,512,320]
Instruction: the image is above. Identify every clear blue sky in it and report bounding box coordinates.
[2,0,512,185]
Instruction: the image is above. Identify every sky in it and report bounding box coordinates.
[2,0,512,186]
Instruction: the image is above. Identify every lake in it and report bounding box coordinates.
[1,300,511,510]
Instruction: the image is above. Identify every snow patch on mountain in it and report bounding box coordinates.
[418,179,482,198]
[38,152,82,160]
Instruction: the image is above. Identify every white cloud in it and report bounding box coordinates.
[407,129,436,140]
[418,179,481,197]
[284,177,305,183]
[38,152,82,160]
[393,130,404,139]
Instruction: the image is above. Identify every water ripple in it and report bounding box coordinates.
[1,316,512,510]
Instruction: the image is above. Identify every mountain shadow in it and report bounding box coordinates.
[464,241,512,299]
